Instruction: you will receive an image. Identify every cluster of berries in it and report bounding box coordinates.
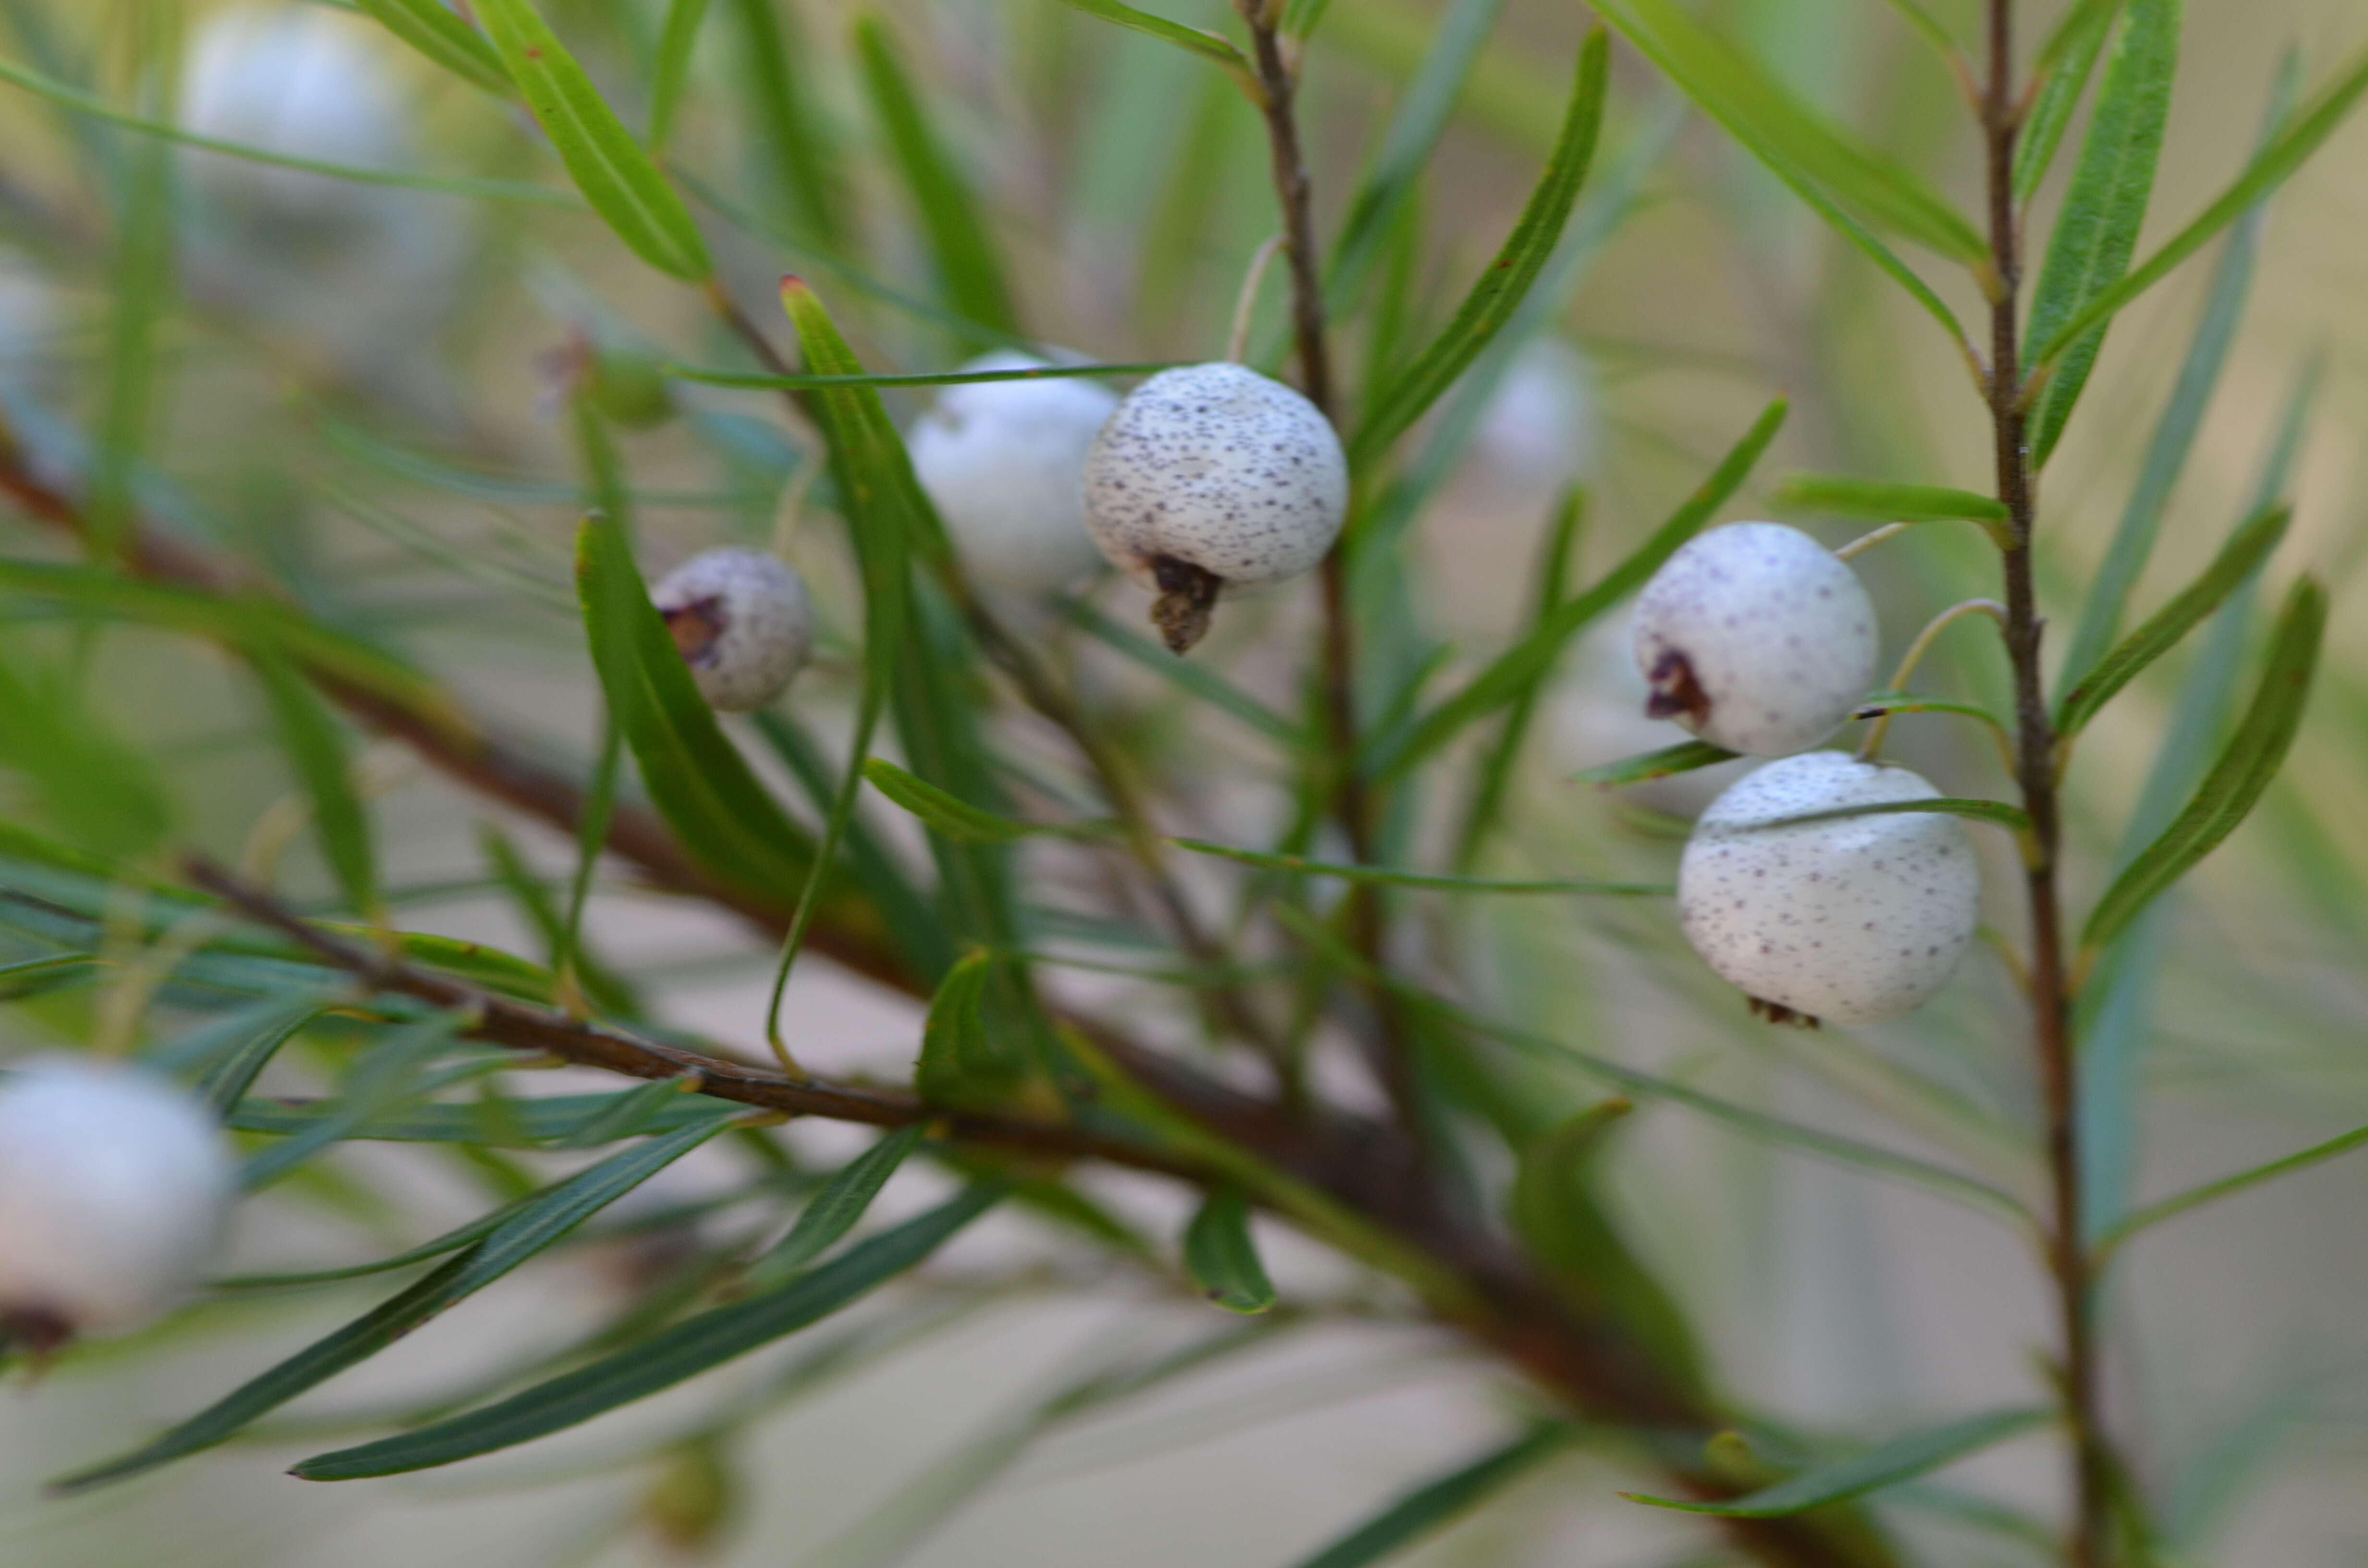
[1632,525,1980,1027]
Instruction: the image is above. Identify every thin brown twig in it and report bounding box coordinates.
[1981,3,2109,1562]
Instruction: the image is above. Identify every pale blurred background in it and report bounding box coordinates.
[2,0,2367,1562]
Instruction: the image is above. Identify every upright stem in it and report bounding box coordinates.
[1237,0,1427,1146]
[1981,4,2108,1563]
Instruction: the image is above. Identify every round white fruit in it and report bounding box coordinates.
[1474,337,1600,492]
[1084,362,1347,589]
[652,548,814,713]
[1631,522,1878,758]
[908,351,1118,599]
[183,6,408,226]
[0,1056,236,1343]
[1678,751,1979,1026]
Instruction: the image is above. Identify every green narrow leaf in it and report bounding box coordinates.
[53,1111,738,1493]
[548,1074,703,1150]
[0,648,174,858]
[1166,839,1666,896]
[1590,0,1986,263]
[1757,797,2035,834]
[1622,1408,2049,1517]
[1774,474,2010,525]
[353,0,513,95]
[1351,31,1608,466]
[2029,41,2368,381]
[2056,57,2291,693]
[2023,0,2180,466]
[290,1184,1004,1480]
[0,55,574,206]
[1454,489,1582,868]
[2056,504,2291,737]
[1373,398,1786,783]
[916,949,1014,1103]
[2011,0,2121,203]
[646,0,713,151]
[478,823,640,1019]
[237,1017,464,1191]
[1049,0,1254,79]
[747,1124,926,1289]
[864,758,1042,844]
[1183,1188,1276,1313]
[1509,1102,1705,1398]
[573,515,824,910]
[1325,0,1509,310]
[1571,739,1739,787]
[1056,601,1303,747]
[2080,576,2326,956]
[726,0,848,251]
[229,1090,730,1147]
[1288,1425,1573,1568]
[193,996,331,1118]
[250,651,378,923]
[854,13,1018,334]
[2097,1119,2368,1262]
[474,0,713,279]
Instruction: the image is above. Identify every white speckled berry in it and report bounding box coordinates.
[0,1056,235,1346]
[652,548,814,713]
[1679,751,1979,1027]
[184,6,407,224]
[1631,523,1878,757]
[1084,362,1347,651]
[908,351,1118,598]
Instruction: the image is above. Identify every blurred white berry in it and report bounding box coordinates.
[652,548,814,713]
[1678,751,1979,1027]
[0,1056,235,1348]
[1084,362,1347,653]
[1632,522,1877,757]
[1474,338,1600,493]
[908,351,1118,600]
[183,5,409,228]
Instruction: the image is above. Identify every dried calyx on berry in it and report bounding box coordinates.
[1678,751,1979,1028]
[0,1056,236,1353]
[1632,522,1878,757]
[651,548,814,713]
[1084,362,1347,654]
[908,351,1118,600]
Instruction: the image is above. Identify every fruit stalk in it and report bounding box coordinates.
[1980,2,2109,1560]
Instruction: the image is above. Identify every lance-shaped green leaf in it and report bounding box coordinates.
[745,1124,925,1289]
[1572,739,1739,787]
[916,950,1020,1102]
[1774,474,2010,528]
[193,995,333,1118]
[2081,576,2325,956]
[2057,59,2289,693]
[646,0,712,151]
[1372,399,1786,782]
[52,1112,739,1492]
[1290,1425,1574,1567]
[291,1184,1004,1479]
[2029,41,2368,381]
[1623,1407,2050,1517]
[2056,504,2291,738]
[0,648,173,859]
[239,1017,465,1190]
[575,515,826,909]
[1351,31,1607,466]
[354,0,512,95]
[864,758,1041,844]
[229,1090,733,1147]
[2012,0,2123,203]
[854,14,1018,335]
[250,650,378,923]
[474,0,713,279]
[478,823,641,1019]
[2096,1118,2368,1262]
[1183,1188,1276,1313]
[1755,797,2034,834]
[1590,0,1985,263]
[725,0,849,251]
[1049,0,1254,81]
[2023,0,2180,466]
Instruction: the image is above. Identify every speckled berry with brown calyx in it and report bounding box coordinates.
[1678,750,1979,1027]
[1083,361,1347,654]
[1631,522,1878,757]
[651,548,814,713]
